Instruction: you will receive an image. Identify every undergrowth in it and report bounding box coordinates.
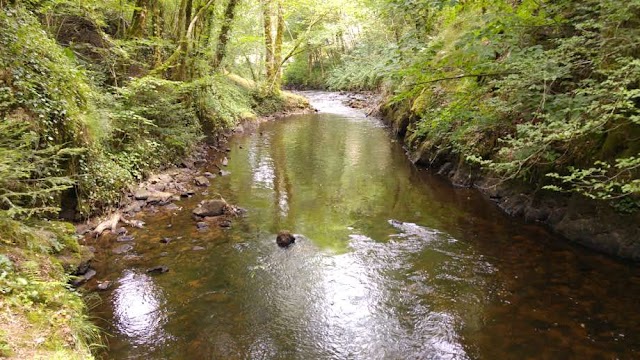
[307,0,640,209]
[0,218,100,359]
[1,2,308,358]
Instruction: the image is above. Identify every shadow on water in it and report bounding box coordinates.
[92,91,640,359]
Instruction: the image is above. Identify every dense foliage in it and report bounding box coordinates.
[1,0,638,356]
[283,0,640,208]
[1,0,309,219]
[0,0,307,357]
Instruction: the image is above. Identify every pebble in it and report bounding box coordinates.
[97,281,112,291]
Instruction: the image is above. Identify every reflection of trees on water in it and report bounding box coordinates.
[269,118,294,232]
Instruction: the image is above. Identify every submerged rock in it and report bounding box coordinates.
[147,265,169,274]
[193,199,228,217]
[116,235,135,242]
[218,170,231,177]
[97,281,112,291]
[113,244,133,254]
[276,231,296,247]
[163,203,180,211]
[72,268,97,287]
[127,219,145,229]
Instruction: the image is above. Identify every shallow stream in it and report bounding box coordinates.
[92,92,640,359]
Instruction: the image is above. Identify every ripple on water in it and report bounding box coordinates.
[111,270,173,348]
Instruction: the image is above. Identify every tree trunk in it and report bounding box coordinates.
[152,0,163,67]
[177,0,188,40]
[213,0,240,70]
[175,0,194,80]
[272,0,284,90]
[263,0,275,82]
[129,0,151,38]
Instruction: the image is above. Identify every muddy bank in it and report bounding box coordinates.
[341,95,640,261]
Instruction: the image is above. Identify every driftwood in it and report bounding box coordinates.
[92,213,145,237]
[122,218,145,229]
[93,213,122,237]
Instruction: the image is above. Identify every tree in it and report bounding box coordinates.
[263,0,275,85]
[213,0,241,70]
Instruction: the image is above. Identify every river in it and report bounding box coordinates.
[92,92,640,359]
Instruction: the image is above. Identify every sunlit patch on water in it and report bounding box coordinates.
[111,270,173,347]
[238,220,494,359]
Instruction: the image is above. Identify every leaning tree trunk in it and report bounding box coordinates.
[213,0,240,70]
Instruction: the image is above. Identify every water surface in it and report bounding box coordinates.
[93,92,640,359]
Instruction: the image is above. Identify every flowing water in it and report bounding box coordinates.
[92,92,640,359]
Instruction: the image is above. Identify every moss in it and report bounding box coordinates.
[0,4,309,358]
[0,218,100,359]
[598,124,640,161]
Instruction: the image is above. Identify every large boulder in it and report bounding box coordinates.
[193,199,228,217]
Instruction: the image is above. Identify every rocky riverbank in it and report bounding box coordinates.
[341,93,640,261]
[72,106,314,289]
